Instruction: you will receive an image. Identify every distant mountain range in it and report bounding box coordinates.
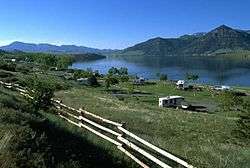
[117,25,250,56]
[0,41,115,54]
[1,25,250,56]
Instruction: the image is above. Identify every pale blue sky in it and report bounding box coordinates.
[0,0,249,49]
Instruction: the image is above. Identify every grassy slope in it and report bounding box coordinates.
[0,59,250,167]
[55,82,250,168]
[0,83,138,168]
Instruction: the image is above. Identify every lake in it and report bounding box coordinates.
[71,56,250,86]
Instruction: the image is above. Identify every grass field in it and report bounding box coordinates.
[0,62,250,167]
[54,80,250,168]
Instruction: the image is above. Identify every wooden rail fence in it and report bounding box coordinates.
[0,81,194,168]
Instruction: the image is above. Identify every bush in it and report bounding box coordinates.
[25,75,56,111]
[105,75,119,90]
[185,73,199,81]
[108,67,128,76]
[87,75,99,86]
[119,75,129,82]
[73,70,92,79]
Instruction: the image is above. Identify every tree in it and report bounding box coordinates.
[25,75,56,111]
[87,75,99,86]
[185,73,199,82]
[104,75,119,90]
[119,75,129,82]
[108,67,119,75]
[56,56,73,70]
[118,67,128,75]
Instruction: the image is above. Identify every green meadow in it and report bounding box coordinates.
[0,54,250,168]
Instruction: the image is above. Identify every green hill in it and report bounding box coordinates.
[119,25,250,56]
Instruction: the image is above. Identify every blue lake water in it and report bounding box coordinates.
[71,56,250,86]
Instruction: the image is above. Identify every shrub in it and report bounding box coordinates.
[87,75,99,86]
[185,73,199,81]
[25,75,56,111]
[105,75,119,90]
[73,70,92,79]
[119,75,129,82]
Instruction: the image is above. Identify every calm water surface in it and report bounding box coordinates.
[71,56,250,86]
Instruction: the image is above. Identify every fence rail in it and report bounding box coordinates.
[0,80,194,168]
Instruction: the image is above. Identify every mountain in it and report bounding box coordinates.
[121,25,250,56]
[0,41,115,54]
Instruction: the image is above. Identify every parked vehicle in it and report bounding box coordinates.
[213,85,231,91]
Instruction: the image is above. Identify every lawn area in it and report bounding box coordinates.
[54,81,250,168]
[1,61,249,168]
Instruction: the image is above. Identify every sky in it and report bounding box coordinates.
[0,0,250,49]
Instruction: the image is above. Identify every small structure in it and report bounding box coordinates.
[77,78,90,85]
[3,58,16,62]
[213,85,231,91]
[133,77,145,85]
[159,96,184,107]
[176,80,185,88]
[50,67,58,71]
[176,80,193,90]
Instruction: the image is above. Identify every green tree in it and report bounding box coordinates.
[119,75,129,82]
[185,73,199,82]
[56,56,73,70]
[87,75,99,86]
[104,75,119,90]
[118,67,128,75]
[25,75,56,111]
[108,67,119,75]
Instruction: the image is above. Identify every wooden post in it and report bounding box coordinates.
[79,123,122,146]
[79,116,122,137]
[117,126,194,168]
[117,146,150,168]
[79,108,122,127]
[59,114,122,146]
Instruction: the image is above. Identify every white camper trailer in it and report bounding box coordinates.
[159,96,184,107]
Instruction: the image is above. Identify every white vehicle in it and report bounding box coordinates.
[176,80,185,87]
[159,96,184,107]
[176,80,192,89]
[133,77,145,85]
[214,85,231,91]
